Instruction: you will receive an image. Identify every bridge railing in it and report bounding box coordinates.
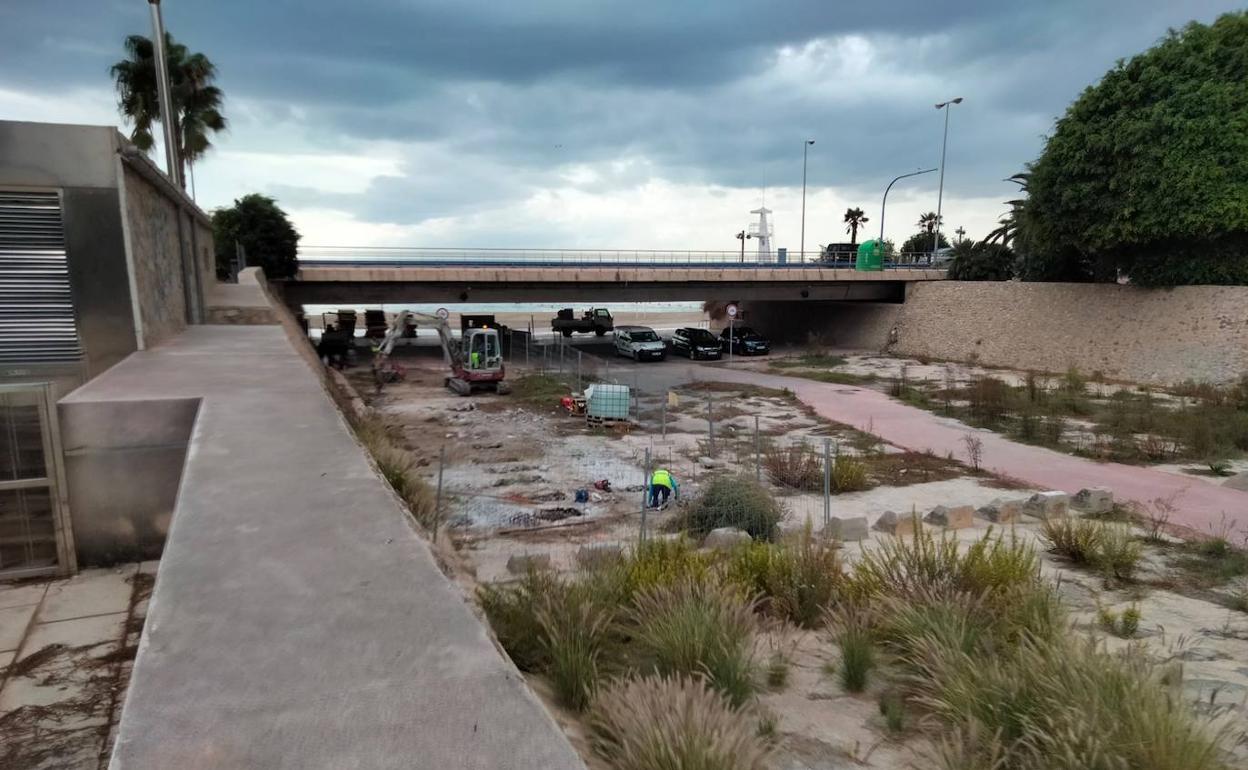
[297,246,944,269]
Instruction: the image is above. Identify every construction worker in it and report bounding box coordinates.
[647,468,678,509]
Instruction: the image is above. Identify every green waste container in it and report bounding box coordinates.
[855,239,883,271]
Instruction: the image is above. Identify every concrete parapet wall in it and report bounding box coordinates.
[891,282,1248,385]
[59,397,198,565]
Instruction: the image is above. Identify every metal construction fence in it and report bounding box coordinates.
[499,332,862,539]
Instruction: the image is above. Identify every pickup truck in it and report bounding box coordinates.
[551,307,614,337]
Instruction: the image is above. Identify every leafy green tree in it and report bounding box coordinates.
[111,34,227,186]
[948,241,1016,281]
[1020,13,1248,286]
[843,207,870,246]
[212,195,301,279]
[900,232,948,255]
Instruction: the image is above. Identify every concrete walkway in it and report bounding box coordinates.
[708,367,1248,536]
[64,327,583,769]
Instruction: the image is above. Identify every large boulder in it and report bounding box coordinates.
[1025,491,1070,519]
[1072,487,1114,514]
[925,505,974,529]
[826,516,870,542]
[506,552,553,575]
[874,510,920,538]
[704,527,752,550]
[977,498,1023,524]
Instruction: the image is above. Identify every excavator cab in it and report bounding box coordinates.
[450,327,508,396]
[464,328,502,372]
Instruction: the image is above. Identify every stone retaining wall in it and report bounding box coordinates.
[891,282,1248,385]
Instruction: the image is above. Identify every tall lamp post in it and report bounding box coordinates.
[799,139,814,262]
[933,97,963,254]
[735,230,752,263]
[880,168,936,260]
[147,0,183,188]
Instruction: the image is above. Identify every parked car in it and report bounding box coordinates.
[614,325,667,361]
[671,327,722,360]
[720,326,771,356]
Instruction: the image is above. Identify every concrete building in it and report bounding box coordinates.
[0,120,216,577]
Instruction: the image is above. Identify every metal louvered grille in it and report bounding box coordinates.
[0,191,82,365]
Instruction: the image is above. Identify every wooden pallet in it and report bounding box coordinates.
[586,414,632,427]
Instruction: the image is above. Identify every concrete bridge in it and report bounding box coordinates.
[284,248,946,304]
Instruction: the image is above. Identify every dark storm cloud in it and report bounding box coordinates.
[3,0,1243,228]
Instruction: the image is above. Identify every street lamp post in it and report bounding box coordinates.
[880,168,936,260]
[933,97,963,254]
[147,0,183,188]
[800,139,815,262]
[735,230,752,263]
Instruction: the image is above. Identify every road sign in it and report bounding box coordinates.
[726,304,738,318]
[436,307,450,319]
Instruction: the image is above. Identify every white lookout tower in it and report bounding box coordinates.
[749,206,774,262]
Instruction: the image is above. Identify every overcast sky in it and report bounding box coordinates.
[1,1,1240,253]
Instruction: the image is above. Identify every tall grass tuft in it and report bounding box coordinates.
[357,417,439,529]
[831,452,871,493]
[830,605,875,693]
[1041,517,1142,581]
[536,591,613,711]
[763,441,822,490]
[477,568,563,671]
[629,580,758,706]
[588,675,772,770]
[909,635,1228,770]
[847,526,1039,602]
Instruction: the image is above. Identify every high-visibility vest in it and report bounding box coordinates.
[651,469,673,489]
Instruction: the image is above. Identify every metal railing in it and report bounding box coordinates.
[298,246,945,270]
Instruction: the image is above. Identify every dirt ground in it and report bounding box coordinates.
[351,353,1248,768]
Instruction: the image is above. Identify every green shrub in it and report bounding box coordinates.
[593,537,715,605]
[1099,604,1142,639]
[723,526,843,628]
[762,441,822,490]
[629,580,758,706]
[588,675,772,770]
[967,377,1012,422]
[678,475,783,541]
[1099,524,1144,581]
[831,453,870,493]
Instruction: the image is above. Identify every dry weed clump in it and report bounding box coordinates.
[588,675,772,770]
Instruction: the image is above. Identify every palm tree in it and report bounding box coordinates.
[111,34,226,189]
[986,172,1030,247]
[917,211,941,235]
[843,207,870,247]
